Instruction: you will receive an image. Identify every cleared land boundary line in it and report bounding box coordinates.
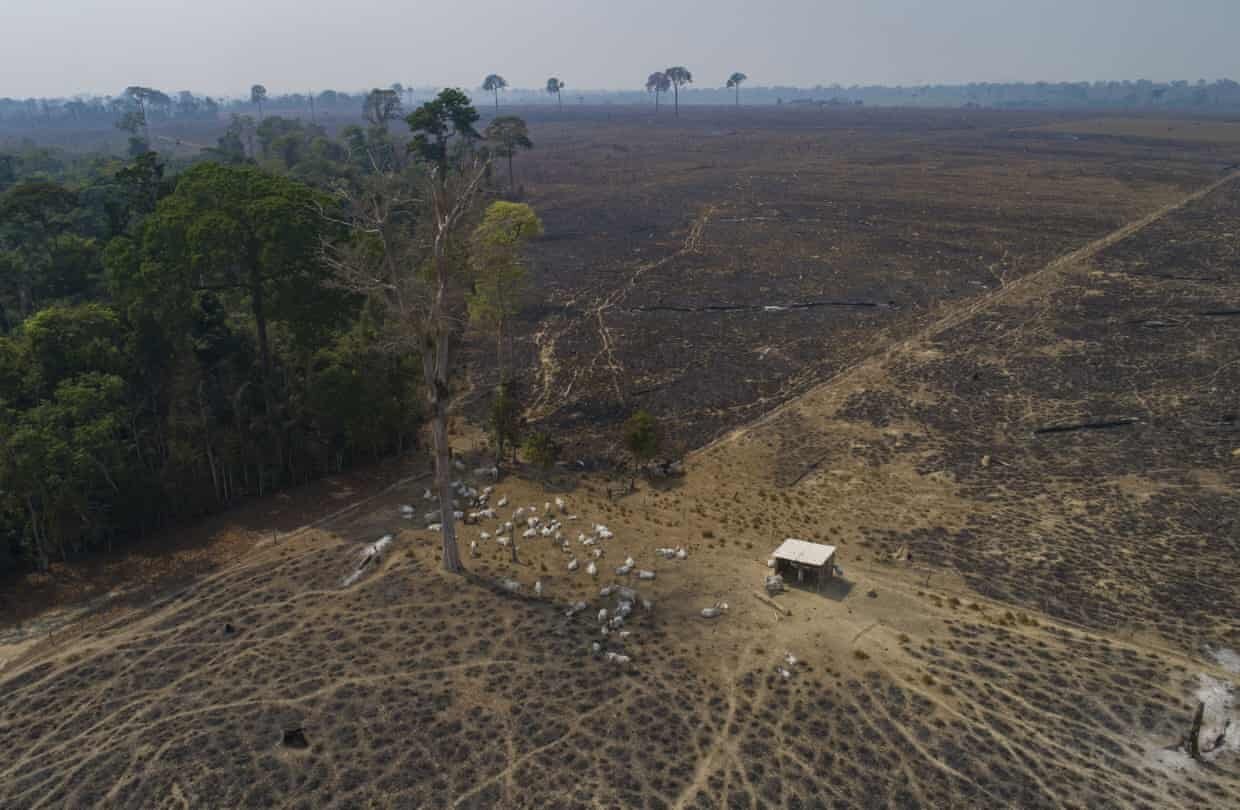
[692,169,1240,458]
[5,471,431,668]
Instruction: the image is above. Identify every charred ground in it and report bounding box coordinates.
[3,109,1239,809]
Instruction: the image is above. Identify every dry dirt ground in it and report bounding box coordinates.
[3,112,1240,809]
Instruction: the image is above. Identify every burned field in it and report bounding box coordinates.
[799,173,1240,650]
[4,108,1240,809]
[2,503,1235,809]
[487,106,1240,454]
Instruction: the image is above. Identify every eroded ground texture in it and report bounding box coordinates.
[479,107,1240,455]
[4,110,1240,809]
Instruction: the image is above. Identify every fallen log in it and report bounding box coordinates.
[753,591,791,616]
[628,299,893,314]
[1033,417,1139,436]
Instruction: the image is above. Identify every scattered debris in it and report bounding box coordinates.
[867,589,878,598]
[586,560,598,577]
[565,601,588,617]
[765,574,785,595]
[281,727,310,750]
[701,601,729,619]
[534,580,542,597]
[753,591,791,616]
[567,558,579,572]
[501,579,521,593]
[1033,416,1139,435]
[341,535,393,587]
[223,622,236,635]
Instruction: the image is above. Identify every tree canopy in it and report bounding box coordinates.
[483,116,533,191]
[406,88,481,171]
[664,67,693,115]
[546,77,565,111]
[482,74,508,111]
[646,72,671,111]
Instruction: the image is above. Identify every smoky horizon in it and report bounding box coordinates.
[3,0,1238,99]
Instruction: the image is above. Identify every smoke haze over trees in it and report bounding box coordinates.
[7,79,1240,135]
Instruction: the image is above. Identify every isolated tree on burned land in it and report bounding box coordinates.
[646,72,670,112]
[469,200,541,385]
[488,381,524,470]
[483,116,533,193]
[323,89,490,574]
[251,84,268,118]
[546,77,565,111]
[727,72,748,106]
[623,409,660,484]
[664,66,692,116]
[523,431,558,480]
[482,74,508,111]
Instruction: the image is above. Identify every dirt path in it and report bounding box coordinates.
[529,204,719,416]
[694,168,1240,457]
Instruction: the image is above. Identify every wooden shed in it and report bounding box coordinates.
[772,538,837,591]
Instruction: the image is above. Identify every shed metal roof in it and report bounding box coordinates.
[772,538,837,567]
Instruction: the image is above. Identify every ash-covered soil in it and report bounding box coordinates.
[466,107,1240,456]
[5,110,1240,810]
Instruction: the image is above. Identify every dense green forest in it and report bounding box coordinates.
[0,90,531,574]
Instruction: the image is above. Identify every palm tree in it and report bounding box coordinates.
[646,71,670,112]
[664,66,692,116]
[546,77,565,111]
[727,72,748,107]
[250,84,267,119]
[482,74,508,112]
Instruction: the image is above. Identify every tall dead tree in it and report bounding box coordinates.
[322,89,487,574]
[422,158,489,573]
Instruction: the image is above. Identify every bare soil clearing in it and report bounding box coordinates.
[4,109,1239,808]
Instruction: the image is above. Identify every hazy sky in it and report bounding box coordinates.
[3,0,1238,98]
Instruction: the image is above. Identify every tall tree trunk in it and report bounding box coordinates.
[557,91,562,112]
[655,92,659,113]
[736,86,740,107]
[508,152,515,192]
[424,246,463,574]
[494,90,499,112]
[674,85,679,117]
[249,266,287,485]
[26,495,48,572]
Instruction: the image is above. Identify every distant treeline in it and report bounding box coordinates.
[5,79,1240,130]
